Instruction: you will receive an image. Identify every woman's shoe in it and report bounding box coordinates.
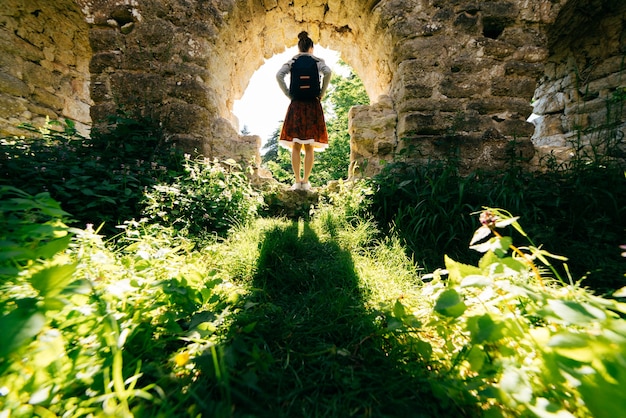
[300,182,312,191]
[290,182,302,191]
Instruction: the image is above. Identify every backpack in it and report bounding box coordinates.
[289,55,321,101]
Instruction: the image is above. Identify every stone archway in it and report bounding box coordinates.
[2,0,624,175]
[79,0,396,167]
[77,0,572,175]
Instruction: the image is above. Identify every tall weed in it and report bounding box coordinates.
[383,208,626,417]
[368,143,626,291]
[0,188,245,416]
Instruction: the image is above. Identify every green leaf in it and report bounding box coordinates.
[548,332,594,362]
[30,262,77,298]
[478,251,499,270]
[499,256,527,273]
[527,397,576,418]
[0,307,46,358]
[467,314,505,343]
[578,369,626,418]
[0,241,35,261]
[393,299,407,319]
[444,255,481,285]
[35,234,72,260]
[546,299,606,324]
[242,321,257,333]
[434,289,466,318]
[466,344,486,372]
[412,339,433,361]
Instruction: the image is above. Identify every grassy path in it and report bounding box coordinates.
[197,214,468,417]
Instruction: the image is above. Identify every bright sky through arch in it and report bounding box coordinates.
[233,46,344,145]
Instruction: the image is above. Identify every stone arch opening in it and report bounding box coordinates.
[232,45,348,143]
[3,0,624,178]
[80,0,394,169]
[210,0,394,150]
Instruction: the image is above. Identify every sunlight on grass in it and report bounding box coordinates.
[1,110,625,416]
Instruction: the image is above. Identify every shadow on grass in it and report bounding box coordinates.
[196,220,469,417]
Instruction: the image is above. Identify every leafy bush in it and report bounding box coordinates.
[0,116,185,235]
[382,208,626,417]
[1,117,262,242]
[0,187,245,416]
[141,157,263,240]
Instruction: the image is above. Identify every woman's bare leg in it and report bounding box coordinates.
[291,142,303,183]
[303,144,314,184]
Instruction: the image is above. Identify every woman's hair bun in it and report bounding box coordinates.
[298,31,309,40]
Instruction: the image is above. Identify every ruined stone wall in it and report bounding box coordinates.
[532,0,626,165]
[0,0,92,137]
[82,0,259,163]
[75,0,396,166]
[1,0,624,177]
[351,0,562,176]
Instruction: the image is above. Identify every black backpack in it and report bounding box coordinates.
[289,55,321,101]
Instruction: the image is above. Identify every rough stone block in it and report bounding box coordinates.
[491,76,537,98]
[398,111,459,136]
[397,97,463,114]
[478,38,517,59]
[89,28,122,52]
[22,61,61,92]
[26,102,58,120]
[0,29,44,62]
[0,72,29,97]
[454,12,480,34]
[0,95,27,118]
[504,61,544,78]
[33,89,64,111]
[440,75,488,98]
[90,102,119,125]
[531,114,564,142]
[495,118,535,138]
[110,72,167,105]
[90,80,110,103]
[89,52,121,73]
[160,102,211,135]
[468,97,534,117]
[169,78,215,110]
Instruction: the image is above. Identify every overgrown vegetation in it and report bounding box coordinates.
[367,88,626,293]
[1,85,625,416]
[0,116,261,240]
[367,154,626,293]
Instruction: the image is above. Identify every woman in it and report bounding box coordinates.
[276,31,332,191]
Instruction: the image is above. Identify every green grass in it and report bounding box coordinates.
[2,114,626,417]
[3,183,626,417]
[197,213,468,417]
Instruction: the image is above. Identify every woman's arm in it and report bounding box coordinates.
[276,62,291,98]
[318,59,332,98]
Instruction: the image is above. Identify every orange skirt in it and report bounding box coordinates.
[279,99,329,152]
